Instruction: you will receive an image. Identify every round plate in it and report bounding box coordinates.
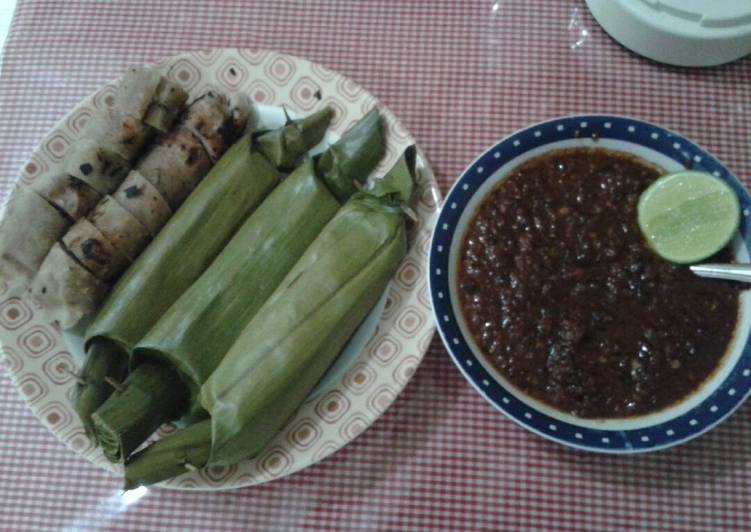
[0,49,441,489]
[429,115,751,453]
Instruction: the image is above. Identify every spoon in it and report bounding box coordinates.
[691,264,751,283]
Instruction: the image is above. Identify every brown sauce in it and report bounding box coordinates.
[458,148,741,418]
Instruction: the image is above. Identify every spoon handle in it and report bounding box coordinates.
[690,264,751,283]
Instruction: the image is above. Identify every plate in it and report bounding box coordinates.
[0,49,441,489]
[429,115,751,453]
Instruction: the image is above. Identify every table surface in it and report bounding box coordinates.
[1,1,749,530]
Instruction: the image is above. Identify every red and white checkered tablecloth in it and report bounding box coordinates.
[0,1,749,530]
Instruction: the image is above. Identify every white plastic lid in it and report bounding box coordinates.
[586,0,751,67]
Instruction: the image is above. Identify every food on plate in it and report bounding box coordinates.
[112,170,173,236]
[92,110,384,461]
[86,195,151,262]
[0,187,71,293]
[124,418,211,489]
[256,108,333,171]
[30,170,102,220]
[116,67,189,132]
[203,146,415,466]
[182,92,251,161]
[62,218,129,282]
[137,91,249,209]
[136,125,212,209]
[637,170,741,264]
[94,362,189,462]
[124,146,416,487]
[0,67,187,296]
[80,108,156,162]
[63,139,131,195]
[74,108,335,437]
[458,148,741,418]
[28,243,108,329]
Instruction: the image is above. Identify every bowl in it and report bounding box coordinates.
[429,115,751,453]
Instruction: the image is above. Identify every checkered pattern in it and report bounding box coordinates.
[0,0,749,530]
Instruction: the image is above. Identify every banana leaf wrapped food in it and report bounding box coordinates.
[124,146,416,487]
[116,67,189,132]
[75,108,335,443]
[0,187,71,294]
[203,153,414,466]
[93,110,384,461]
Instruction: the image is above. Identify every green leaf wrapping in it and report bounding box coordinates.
[256,108,335,171]
[124,419,211,490]
[315,108,384,202]
[200,197,408,466]
[133,159,340,417]
[74,340,129,439]
[366,144,417,206]
[92,362,188,462]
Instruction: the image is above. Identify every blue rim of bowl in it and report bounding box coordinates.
[429,115,751,453]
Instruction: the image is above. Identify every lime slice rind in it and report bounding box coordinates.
[638,171,741,264]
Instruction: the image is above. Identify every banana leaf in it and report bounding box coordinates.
[76,108,333,444]
[202,163,413,466]
[92,362,188,462]
[315,108,384,202]
[123,146,415,485]
[94,109,382,458]
[124,419,210,490]
[256,108,332,171]
[74,341,129,438]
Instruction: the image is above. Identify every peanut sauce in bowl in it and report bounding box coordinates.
[457,148,741,419]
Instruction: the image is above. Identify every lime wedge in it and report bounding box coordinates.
[637,170,741,264]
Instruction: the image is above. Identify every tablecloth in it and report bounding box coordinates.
[0,1,749,530]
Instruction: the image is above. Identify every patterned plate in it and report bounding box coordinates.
[0,49,441,489]
[429,115,751,453]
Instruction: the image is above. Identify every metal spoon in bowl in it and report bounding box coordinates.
[691,264,751,283]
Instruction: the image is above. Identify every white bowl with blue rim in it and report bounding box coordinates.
[429,115,751,453]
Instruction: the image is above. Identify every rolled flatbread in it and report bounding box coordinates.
[116,68,188,132]
[87,195,150,261]
[81,108,154,162]
[113,170,172,236]
[183,92,248,161]
[136,125,212,209]
[63,139,130,195]
[62,218,130,282]
[30,168,102,220]
[0,187,71,294]
[28,242,107,329]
